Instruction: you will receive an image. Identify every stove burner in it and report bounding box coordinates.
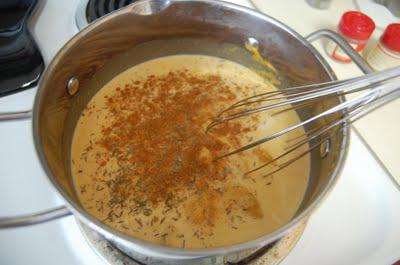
[78,221,307,265]
[75,0,138,30]
[0,0,44,96]
[87,0,137,23]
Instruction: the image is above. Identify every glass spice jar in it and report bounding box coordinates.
[367,23,400,71]
[326,11,375,63]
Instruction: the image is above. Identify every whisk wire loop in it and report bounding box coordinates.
[208,66,400,176]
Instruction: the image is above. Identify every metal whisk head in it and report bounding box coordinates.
[207,66,400,177]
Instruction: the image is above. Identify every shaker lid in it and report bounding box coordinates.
[381,24,400,52]
[339,11,375,41]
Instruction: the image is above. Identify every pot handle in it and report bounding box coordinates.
[0,111,72,228]
[306,29,373,74]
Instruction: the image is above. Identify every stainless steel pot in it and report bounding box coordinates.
[0,0,373,264]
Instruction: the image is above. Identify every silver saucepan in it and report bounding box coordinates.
[0,0,373,264]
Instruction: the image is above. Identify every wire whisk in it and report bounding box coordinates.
[207,66,400,177]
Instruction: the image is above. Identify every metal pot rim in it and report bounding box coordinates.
[32,0,349,259]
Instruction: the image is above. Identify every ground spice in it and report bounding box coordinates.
[88,69,253,225]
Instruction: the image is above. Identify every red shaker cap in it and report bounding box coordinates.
[381,23,400,52]
[339,11,375,41]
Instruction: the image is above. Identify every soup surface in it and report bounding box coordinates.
[71,55,309,248]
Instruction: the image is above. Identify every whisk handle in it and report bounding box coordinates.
[306,29,373,74]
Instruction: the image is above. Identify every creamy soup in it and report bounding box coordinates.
[71,55,310,249]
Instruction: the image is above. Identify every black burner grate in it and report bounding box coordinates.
[86,0,138,23]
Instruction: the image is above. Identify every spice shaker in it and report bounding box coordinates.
[367,23,400,71]
[326,11,375,63]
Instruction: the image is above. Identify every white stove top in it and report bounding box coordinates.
[1,0,400,264]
